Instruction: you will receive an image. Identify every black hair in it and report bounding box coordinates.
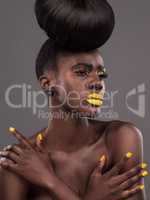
[35,0,115,52]
[35,38,61,79]
[35,37,92,80]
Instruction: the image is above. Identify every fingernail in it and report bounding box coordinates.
[9,127,16,133]
[0,151,7,156]
[37,133,43,142]
[140,170,149,177]
[140,163,148,169]
[126,152,133,159]
[3,145,12,151]
[139,184,145,190]
[99,155,106,162]
[0,157,6,164]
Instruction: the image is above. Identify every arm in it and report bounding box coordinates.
[0,165,80,200]
[108,122,147,200]
[0,129,82,200]
[43,175,81,200]
[0,163,81,200]
[0,168,27,200]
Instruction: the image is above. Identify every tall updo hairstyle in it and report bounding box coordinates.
[35,0,115,52]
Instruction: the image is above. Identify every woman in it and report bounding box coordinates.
[0,0,148,199]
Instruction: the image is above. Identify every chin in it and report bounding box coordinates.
[74,104,101,118]
[64,100,102,119]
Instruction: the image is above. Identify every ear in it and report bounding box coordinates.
[39,71,56,92]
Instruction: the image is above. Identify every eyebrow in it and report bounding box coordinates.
[71,63,104,70]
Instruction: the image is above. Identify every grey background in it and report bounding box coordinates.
[0,0,150,197]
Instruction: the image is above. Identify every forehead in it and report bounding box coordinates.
[57,50,104,70]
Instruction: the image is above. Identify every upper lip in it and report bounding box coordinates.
[87,92,104,100]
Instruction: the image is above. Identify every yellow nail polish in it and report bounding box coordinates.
[37,133,43,142]
[141,170,148,177]
[9,127,16,133]
[99,155,106,162]
[140,163,148,169]
[139,184,145,190]
[126,152,133,158]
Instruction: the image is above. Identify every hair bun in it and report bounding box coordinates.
[35,0,115,51]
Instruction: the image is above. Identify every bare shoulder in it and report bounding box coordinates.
[104,120,143,149]
[103,121,146,198]
[90,119,143,155]
[103,120,144,170]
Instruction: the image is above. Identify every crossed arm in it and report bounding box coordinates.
[0,124,147,200]
[106,122,147,200]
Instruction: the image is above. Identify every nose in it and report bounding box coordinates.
[88,82,103,91]
[87,70,105,92]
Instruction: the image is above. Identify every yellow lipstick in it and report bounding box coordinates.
[86,92,104,107]
[86,99,103,106]
[88,93,104,99]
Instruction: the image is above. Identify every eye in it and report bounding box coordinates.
[97,71,108,78]
[75,70,89,77]
[97,67,108,79]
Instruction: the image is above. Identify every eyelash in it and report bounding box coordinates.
[75,70,108,79]
[75,70,89,76]
[97,72,108,79]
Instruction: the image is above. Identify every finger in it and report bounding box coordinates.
[3,144,23,155]
[0,150,19,163]
[119,184,145,199]
[3,145,12,151]
[91,155,106,176]
[118,174,142,191]
[106,152,133,177]
[0,158,18,171]
[9,127,31,148]
[11,145,23,155]
[0,157,7,164]
[113,164,143,185]
[0,157,15,166]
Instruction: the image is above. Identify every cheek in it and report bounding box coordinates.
[56,71,88,105]
[60,72,86,93]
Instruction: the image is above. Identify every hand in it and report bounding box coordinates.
[84,154,147,200]
[0,128,54,188]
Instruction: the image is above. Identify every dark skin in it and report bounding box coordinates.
[0,49,147,200]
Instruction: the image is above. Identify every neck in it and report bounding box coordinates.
[43,109,102,152]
